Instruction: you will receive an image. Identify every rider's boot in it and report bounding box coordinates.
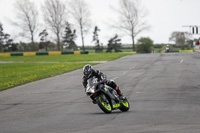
[114,86,126,100]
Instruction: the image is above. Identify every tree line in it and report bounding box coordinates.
[0,0,150,52]
[1,0,194,53]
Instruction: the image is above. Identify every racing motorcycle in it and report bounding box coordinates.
[85,77,130,114]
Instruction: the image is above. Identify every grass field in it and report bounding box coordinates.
[0,63,93,91]
[0,52,134,62]
[0,52,135,91]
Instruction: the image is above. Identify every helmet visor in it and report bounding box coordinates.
[84,71,91,75]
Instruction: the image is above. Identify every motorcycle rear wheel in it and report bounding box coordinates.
[96,95,112,114]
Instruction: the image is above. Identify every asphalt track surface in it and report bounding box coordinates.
[0,53,200,133]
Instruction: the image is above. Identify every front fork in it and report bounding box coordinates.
[90,93,108,104]
[90,95,97,104]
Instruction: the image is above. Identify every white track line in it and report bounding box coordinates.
[180,59,184,63]
[129,67,135,70]
[113,77,119,80]
[112,67,134,80]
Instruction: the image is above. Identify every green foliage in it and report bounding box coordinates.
[0,22,14,52]
[154,44,163,48]
[186,47,192,50]
[136,37,154,53]
[181,46,185,50]
[39,29,51,51]
[62,22,77,50]
[93,26,103,53]
[186,40,193,47]
[106,34,122,53]
[17,42,40,51]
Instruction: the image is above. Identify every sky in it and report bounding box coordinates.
[0,0,200,46]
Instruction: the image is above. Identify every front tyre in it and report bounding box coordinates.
[119,99,130,112]
[96,95,112,114]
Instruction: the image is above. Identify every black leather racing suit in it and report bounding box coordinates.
[82,69,122,96]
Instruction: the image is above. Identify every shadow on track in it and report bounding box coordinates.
[85,110,134,115]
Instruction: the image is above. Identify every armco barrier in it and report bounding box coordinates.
[62,51,74,55]
[23,52,36,56]
[0,51,89,57]
[179,50,193,53]
[81,51,89,54]
[74,51,81,54]
[11,53,23,56]
[36,52,49,56]
[49,51,61,55]
[0,53,10,56]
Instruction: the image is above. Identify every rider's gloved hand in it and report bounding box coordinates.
[100,80,104,84]
[100,74,107,84]
[100,78,107,84]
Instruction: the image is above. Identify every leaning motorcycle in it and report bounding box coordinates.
[85,77,130,114]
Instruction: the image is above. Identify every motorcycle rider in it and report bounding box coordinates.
[166,45,170,53]
[82,64,125,100]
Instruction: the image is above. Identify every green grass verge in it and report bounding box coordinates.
[0,63,96,91]
[0,52,134,62]
[0,52,135,91]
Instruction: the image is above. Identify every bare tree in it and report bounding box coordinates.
[43,0,66,51]
[14,0,39,51]
[69,0,91,52]
[113,0,150,51]
[169,31,192,46]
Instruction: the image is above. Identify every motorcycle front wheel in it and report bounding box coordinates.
[96,94,112,114]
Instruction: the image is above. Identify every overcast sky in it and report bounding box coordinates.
[0,0,200,46]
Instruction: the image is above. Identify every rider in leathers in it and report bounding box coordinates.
[82,64,124,99]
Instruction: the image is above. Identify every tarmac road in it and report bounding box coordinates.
[0,53,200,133]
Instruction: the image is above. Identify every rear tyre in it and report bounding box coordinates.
[119,99,130,112]
[96,95,112,114]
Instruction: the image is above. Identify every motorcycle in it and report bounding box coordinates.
[165,45,170,53]
[85,77,130,114]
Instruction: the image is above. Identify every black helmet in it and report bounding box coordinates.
[83,64,93,78]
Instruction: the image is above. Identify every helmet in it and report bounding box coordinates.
[83,64,93,78]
